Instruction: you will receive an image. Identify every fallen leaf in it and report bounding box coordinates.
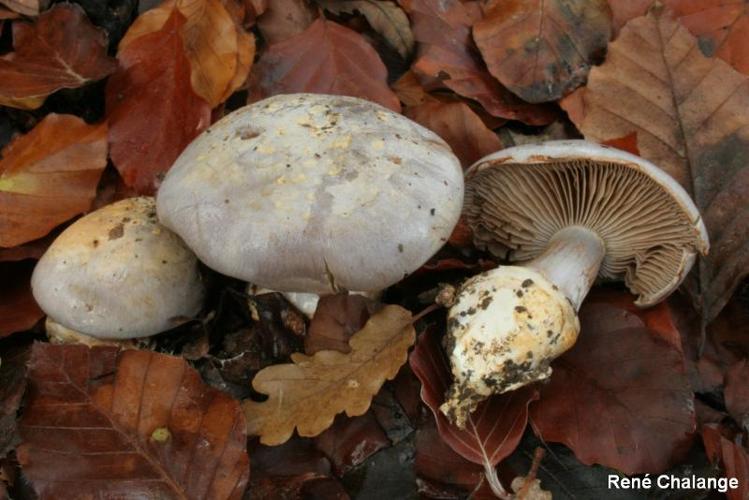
[702,424,749,500]
[725,359,749,432]
[530,297,695,474]
[17,344,249,499]
[306,293,377,354]
[402,0,556,124]
[244,304,415,445]
[0,232,53,262]
[0,4,117,110]
[473,0,611,103]
[391,69,429,106]
[409,327,537,468]
[319,0,414,59]
[0,5,19,18]
[0,0,47,17]
[405,100,503,167]
[314,411,389,476]
[256,0,317,44]
[0,346,29,457]
[708,291,749,365]
[254,17,401,111]
[560,7,749,324]
[601,132,640,156]
[0,114,107,247]
[107,8,211,194]
[249,436,333,497]
[606,0,652,34]
[0,261,42,338]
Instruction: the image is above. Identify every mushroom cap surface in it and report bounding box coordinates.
[465,140,709,306]
[156,93,464,293]
[31,197,204,339]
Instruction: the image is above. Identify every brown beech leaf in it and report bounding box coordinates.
[305,293,377,355]
[0,262,43,338]
[725,359,749,431]
[313,411,389,476]
[318,0,414,59]
[17,344,249,499]
[405,100,503,168]
[560,7,749,324]
[0,346,29,457]
[702,424,749,500]
[244,304,415,445]
[0,114,107,247]
[0,5,19,18]
[474,0,611,103]
[530,296,695,475]
[256,0,317,44]
[402,0,556,125]
[254,18,401,111]
[606,0,652,33]
[0,0,46,16]
[602,131,640,156]
[107,9,211,194]
[0,4,117,110]
[409,327,537,468]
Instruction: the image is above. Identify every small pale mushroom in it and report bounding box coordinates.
[156,93,464,302]
[31,197,204,340]
[441,140,709,427]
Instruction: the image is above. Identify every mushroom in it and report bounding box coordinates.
[156,93,464,302]
[31,197,204,340]
[441,140,709,427]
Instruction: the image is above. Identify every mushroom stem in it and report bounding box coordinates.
[526,226,605,311]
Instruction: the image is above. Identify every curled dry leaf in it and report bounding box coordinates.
[318,0,415,59]
[561,7,749,324]
[0,261,43,338]
[0,4,117,110]
[530,296,695,475]
[0,114,107,247]
[402,0,556,125]
[107,9,211,194]
[254,17,401,111]
[17,344,249,499]
[474,0,612,103]
[702,424,749,500]
[243,304,415,445]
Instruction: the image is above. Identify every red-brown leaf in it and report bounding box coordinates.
[725,359,749,431]
[702,424,749,500]
[0,0,47,17]
[17,344,249,499]
[0,4,116,110]
[305,294,378,355]
[314,411,389,476]
[409,327,537,467]
[530,294,695,474]
[0,114,107,247]
[0,261,42,338]
[107,8,211,194]
[256,0,317,44]
[0,345,29,457]
[253,18,400,111]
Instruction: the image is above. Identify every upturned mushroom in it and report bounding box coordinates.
[441,140,709,427]
[156,93,464,301]
[31,197,204,340]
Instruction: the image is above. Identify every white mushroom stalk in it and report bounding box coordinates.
[440,141,709,428]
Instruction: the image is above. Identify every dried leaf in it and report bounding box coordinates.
[606,0,652,33]
[474,0,611,103]
[0,0,46,16]
[0,114,107,247]
[107,9,211,194]
[17,344,249,499]
[409,327,537,467]
[0,4,117,110]
[254,17,401,111]
[256,0,317,44]
[244,304,415,445]
[402,0,556,124]
[405,100,503,167]
[0,262,42,338]
[725,359,749,431]
[530,296,695,474]
[702,424,749,500]
[313,411,389,476]
[560,7,749,323]
[306,293,377,354]
[0,346,29,457]
[601,132,640,156]
[319,0,414,58]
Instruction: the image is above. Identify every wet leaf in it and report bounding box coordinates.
[243,304,415,445]
[0,0,47,16]
[17,344,249,499]
[107,8,211,194]
[560,7,749,324]
[318,0,414,59]
[254,17,401,111]
[314,411,389,476]
[702,424,749,500]
[724,359,749,431]
[402,0,556,124]
[0,114,107,247]
[409,327,537,467]
[0,4,117,110]
[474,0,611,103]
[305,293,377,355]
[405,100,503,167]
[256,0,317,44]
[530,296,695,474]
[0,261,42,338]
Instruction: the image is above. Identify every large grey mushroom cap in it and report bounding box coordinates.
[31,197,204,339]
[157,93,464,293]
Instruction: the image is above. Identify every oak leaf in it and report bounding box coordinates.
[253,17,401,111]
[107,8,211,194]
[0,114,107,247]
[560,7,749,324]
[318,0,414,59]
[243,304,415,445]
[17,344,249,499]
[0,4,116,110]
[0,262,43,338]
[530,295,695,474]
[474,0,611,103]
